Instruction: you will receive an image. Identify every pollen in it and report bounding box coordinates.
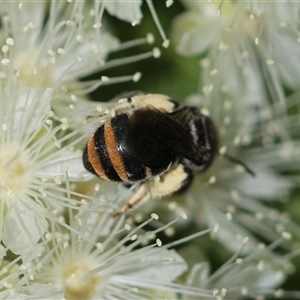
[0,147,31,199]
[13,52,54,87]
[63,261,100,300]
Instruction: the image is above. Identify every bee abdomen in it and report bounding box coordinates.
[84,124,122,181]
[83,114,148,182]
[110,114,148,181]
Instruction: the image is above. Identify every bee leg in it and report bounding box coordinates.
[112,184,150,217]
[112,164,192,217]
[86,114,104,120]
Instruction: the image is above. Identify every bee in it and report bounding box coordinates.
[83,92,254,216]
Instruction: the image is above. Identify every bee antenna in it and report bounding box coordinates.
[223,154,256,177]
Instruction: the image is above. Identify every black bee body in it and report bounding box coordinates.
[82,92,250,216]
[83,96,217,186]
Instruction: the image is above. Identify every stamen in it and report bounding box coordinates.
[111,33,155,52]
[145,0,169,47]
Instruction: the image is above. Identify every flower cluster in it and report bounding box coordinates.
[0,0,299,299]
[167,0,300,252]
[169,0,300,291]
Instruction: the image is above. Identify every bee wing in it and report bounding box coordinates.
[126,105,202,164]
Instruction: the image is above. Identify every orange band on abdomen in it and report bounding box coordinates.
[104,122,128,181]
[87,136,108,180]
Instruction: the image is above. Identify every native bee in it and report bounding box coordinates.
[83,92,254,216]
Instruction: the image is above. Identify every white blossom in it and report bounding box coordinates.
[33,207,191,299]
[179,239,298,299]
[172,1,300,105]
[164,0,300,253]
[0,83,112,254]
[0,0,299,298]
[0,1,161,123]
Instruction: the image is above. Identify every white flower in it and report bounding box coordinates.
[0,240,63,299]
[1,0,299,298]
[0,1,161,121]
[32,206,195,300]
[0,1,166,89]
[160,0,300,253]
[0,2,116,87]
[172,1,300,105]
[0,84,105,255]
[162,87,299,253]
[179,239,298,300]
[0,0,170,258]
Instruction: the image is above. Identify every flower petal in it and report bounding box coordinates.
[172,12,216,56]
[16,283,64,299]
[2,202,47,255]
[104,0,142,23]
[35,150,93,181]
[126,249,187,281]
[185,262,210,287]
